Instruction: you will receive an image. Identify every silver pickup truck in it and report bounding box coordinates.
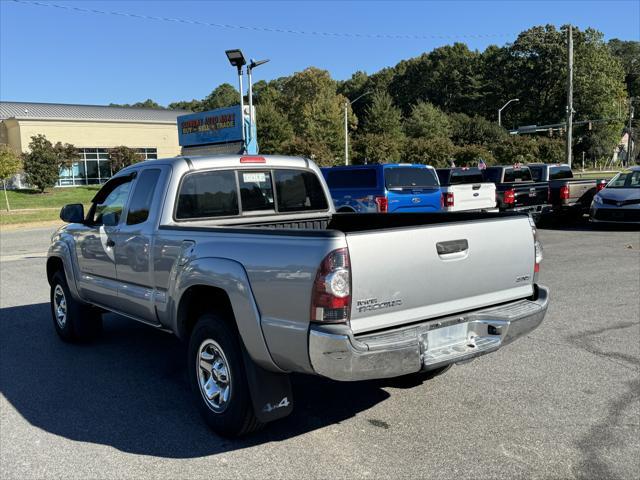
[47,155,549,437]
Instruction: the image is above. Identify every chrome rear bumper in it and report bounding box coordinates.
[309,285,549,381]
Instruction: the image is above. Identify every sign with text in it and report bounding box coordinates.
[177,106,242,147]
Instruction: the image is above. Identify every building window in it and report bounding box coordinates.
[58,147,158,186]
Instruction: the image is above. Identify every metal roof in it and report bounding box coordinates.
[0,101,189,124]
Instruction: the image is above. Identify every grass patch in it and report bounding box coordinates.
[1,186,100,210]
[0,209,63,226]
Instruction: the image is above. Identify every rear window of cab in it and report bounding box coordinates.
[175,168,328,220]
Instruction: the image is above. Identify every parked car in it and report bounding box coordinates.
[48,155,549,437]
[483,165,550,220]
[590,166,640,224]
[322,164,441,213]
[528,163,604,218]
[436,167,497,212]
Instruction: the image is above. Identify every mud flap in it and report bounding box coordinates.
[241,346,293,423]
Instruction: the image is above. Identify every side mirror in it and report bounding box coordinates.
[60,204,84,223]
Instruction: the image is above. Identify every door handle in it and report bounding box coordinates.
[106,238,115,248]
[436,239,469,260]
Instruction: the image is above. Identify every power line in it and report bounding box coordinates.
[10,0,516,41]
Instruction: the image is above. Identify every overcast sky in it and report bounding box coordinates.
[1,0,638,106]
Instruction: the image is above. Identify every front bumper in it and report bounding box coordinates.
[309,285,549,381]
[590,206,640,224]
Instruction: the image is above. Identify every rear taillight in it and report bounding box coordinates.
[596,180,607,192]
[529,217,543,277]
[443,192,454,207]
[559,185,570,200]
[311,248,351,324]
[374,196,388,213]
[504,188,515,205]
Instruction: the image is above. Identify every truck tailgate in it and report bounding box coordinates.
[346,216,535,333]
[447,183,496,211]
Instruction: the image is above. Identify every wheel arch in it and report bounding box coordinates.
[172,257,284,373]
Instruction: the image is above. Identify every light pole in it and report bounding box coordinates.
[344,91,371,165]
[225,49,247,146]
[498,98,519,128]
[225,50,269,154]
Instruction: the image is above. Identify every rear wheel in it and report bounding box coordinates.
[188,313,262,437]
[50,271,102,342]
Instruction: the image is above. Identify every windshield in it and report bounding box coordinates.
[384,168,439,190]
[607,170,640,189]
[504,167,533,183]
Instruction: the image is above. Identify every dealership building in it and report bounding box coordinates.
[0,101,186,187]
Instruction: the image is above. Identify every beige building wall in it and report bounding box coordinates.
[4,119,181,158]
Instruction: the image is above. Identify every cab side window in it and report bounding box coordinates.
[127,169,161,225]
[91,178,133,226]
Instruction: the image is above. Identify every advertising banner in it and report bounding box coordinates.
[177,106,243,147]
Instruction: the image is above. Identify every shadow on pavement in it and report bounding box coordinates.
[0,303,393,458]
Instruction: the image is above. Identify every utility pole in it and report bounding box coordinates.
[627,98,635,166]
[566,25,574,168]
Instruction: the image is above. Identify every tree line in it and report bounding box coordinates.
[112,25,638,167]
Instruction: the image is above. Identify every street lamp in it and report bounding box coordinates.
[344,91,372,165]
[225,49,247,144]
[498,98,519,128]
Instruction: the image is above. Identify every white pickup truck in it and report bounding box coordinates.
[436,167,497,212]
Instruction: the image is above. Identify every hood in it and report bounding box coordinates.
[597,188,640,202]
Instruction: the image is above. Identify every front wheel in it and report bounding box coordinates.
[188,313,262,437]
[50,271,102,342]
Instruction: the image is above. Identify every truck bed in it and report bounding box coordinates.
[162,211,525,234]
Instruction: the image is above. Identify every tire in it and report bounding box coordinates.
[188,313,262,437]
[50,271,102,342]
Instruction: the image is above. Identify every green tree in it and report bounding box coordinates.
[536,137,566,163]
[449,112,508,147]
[0,144,22,211]
[109,99,165,109]
[404,101,451,139]
[453,144,496,166]
[403,137,456,167]
[353,133,404,164]
[608,39,640,98]
[168,99,201,111]
[201,83,240,111]
[493,136,539,164]
[22,135,76,193]
[362,91,403,137]
[108,146,144,173]
[169,83,239,112]
[280,68,352,164]
[389,43,483,114]
[256,99,295,154]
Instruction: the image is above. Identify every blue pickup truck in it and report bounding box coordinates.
[321,164,442,213]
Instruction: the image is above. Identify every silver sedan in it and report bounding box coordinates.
[590,166,640,224]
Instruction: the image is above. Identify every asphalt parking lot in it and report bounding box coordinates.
[1,223,639,479]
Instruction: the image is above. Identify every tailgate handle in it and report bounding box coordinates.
[436,239,469,257]
[472,184,481,190]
